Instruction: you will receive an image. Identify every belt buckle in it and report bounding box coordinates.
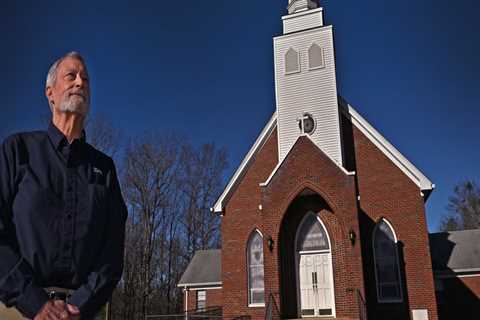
[48,290,69,301]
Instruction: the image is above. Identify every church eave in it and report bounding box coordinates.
[212,112,277,214]
[213,98,434,214]
[339,97,435,193]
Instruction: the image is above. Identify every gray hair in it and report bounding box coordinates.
[45,51,86,89]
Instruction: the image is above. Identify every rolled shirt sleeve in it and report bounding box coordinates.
[68,160,127,317]
[0,136,49,318]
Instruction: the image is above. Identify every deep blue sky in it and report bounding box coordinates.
[2,0,479,231]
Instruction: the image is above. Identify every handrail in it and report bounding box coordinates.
[265,292,281,320]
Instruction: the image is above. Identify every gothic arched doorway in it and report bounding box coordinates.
[295,212,335,317]
[278,189,336,318]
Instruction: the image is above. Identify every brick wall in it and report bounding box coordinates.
[260,136,363,320]
[220,116,438,320]
[222,128,365,319]
[221,129,278,320]
[351,121,439,320]
[185,288,223,312]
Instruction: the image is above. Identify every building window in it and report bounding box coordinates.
[196,290,206,311]
[296,213,329,252]
[285,48,300,74]
[308,43,325,70]
[247,230,265,306]
[373,219,403,303]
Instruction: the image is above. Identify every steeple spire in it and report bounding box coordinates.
[288,0,319,14]
[274,0,343,165]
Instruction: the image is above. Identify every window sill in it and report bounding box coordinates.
[248,303,265,308]
[378,299,403,304]
[308,65,325,71]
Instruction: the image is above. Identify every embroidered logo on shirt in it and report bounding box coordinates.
[93,167,103,175]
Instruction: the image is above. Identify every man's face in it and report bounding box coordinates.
[46,57,90,116]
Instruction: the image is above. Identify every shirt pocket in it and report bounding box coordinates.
[14,166,64,221]
[12,168,63,253]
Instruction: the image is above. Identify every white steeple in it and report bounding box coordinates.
[274,1,343,166]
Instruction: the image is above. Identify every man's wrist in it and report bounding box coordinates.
[16,282,49,318]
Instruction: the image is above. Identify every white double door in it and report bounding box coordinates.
[298,253,334,317]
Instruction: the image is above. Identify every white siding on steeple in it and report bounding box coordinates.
[283,8,324,34]
[274,25,342,165]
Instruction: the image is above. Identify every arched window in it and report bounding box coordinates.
[285,48,300,74]
[296,213,330,252]
[247,230,265,305]
[373,219,403,303]
[308,43,325,70]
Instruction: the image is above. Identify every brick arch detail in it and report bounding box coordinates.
[271,181,351,248]
[274,181,340,219]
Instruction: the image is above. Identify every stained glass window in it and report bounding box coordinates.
[373,220,402,302]
[248,231,265,305]
[296,213,329,252]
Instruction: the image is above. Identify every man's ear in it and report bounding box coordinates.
[45,86,54,106]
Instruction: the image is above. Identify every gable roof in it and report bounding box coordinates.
[212,113,277,213]
[178,250,222,287]
[212,98,434,214]
[429,229,480,274]
[339,97,434,193]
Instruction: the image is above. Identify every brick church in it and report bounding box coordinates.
[179,1,444,319]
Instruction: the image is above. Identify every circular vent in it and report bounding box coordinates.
[299,113,316,135]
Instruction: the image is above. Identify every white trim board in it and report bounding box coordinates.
[434,267,480,278]
[339,98,434,192]
[260,134,355,188]
[212,98,434,214]
[177,281,222,288]
[436,273,480,279]
[212,113,277,213]
[185,286,223,291]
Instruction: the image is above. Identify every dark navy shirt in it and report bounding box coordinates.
[0,123,127,318]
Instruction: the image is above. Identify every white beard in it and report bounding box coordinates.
[57,95,90,116]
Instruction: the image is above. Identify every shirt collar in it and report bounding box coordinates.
[47,122,86,149]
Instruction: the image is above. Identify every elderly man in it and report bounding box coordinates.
[0,52,127,320]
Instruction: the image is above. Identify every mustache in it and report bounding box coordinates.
[68,90,88,99]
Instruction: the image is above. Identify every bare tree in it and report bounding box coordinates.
[111,135,228,320]
[121,133,183,319]
[180,143,228,260]
[440,180,480,231]
[85,115,123,159]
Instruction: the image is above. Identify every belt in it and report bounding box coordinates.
[43,287,74,301]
